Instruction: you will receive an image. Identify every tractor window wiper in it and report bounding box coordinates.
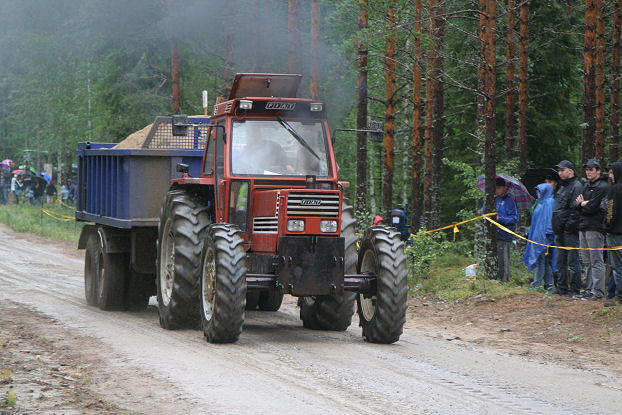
[276,115,320,161]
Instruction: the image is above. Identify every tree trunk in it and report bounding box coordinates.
[382,1,397,219]
[431,2,445,230]
[411,0,423,231]
[288,0,302,74]
[583,0,597,163]
[595,0,605,162]
[223,31,234,96]
[482,0,498,279]
[369,149,376,214]
[476,0,486,166]
[611,0,622,162]
[171,39,180,114]
[505,0,516,160]
[356,0,369,216]
[518,0,529,173]
[423,0,436,230]
[310,1,321,100]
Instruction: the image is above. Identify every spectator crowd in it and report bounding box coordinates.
[0,161,76,207]
[491,159,622,308]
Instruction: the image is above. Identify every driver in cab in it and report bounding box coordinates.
[234,128,294,175]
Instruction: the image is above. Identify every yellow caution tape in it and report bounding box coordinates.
[56,198,76,210]
[484,216,622,251]
[41,208,74,222]
[421,213,496,241]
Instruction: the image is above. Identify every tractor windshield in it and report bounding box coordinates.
[231,119,330,177]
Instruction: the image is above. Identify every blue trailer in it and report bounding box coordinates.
[76,116,210,310]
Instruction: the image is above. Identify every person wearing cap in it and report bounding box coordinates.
[551,160,583,296]
[604,161,622,307]
[573,158,609,300]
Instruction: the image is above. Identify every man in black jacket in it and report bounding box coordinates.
[552,160,583,296]
[574,158,609,300]
[605,162,622,307]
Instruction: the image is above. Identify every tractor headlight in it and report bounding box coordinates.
[310,102,323,112]
[287,219,305,232]
[320,220,338,233]
[239,100,253,110]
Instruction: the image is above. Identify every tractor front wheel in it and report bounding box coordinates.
[356,226,408,344]
[200,224,247,343]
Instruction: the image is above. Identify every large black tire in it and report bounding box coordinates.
[156,190,211,329]
[84,234,99,307]
[94,227,127,311]
[298,202,357,330]
[125,271,154,310]
[356,226,408,344]
[200,224,247,343]
[258,289,284,311]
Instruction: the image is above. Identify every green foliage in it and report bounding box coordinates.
[405,232,453,278]
[0,204,83,242]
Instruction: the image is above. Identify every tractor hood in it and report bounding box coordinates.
[229,73,302,100]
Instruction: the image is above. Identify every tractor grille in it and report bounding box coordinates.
[287,193,340,217]
[253,217,278,233]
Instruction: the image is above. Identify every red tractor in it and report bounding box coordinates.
[156,73,408,343]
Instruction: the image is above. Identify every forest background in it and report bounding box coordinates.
[0,0,619,276]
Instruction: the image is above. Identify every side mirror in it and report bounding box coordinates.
[369,120,384,143]
[176,163,189,174]
[172,114,190,136]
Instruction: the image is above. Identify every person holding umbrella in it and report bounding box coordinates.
[483,177,520,282]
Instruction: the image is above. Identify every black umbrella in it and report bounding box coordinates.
[521,168,560,199]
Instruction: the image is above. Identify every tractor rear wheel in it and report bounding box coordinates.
[200,224,247,343]
[356,226,408,344]
[298,202,357,330]
[258,289,284,311]
[156,190,211,329]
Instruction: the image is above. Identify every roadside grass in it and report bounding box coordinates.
[1,390,16,408]
[0,203,84,242]
[408,239,533,301]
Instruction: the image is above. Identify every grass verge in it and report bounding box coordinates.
[0,203,84,242]
[408,238,533,301]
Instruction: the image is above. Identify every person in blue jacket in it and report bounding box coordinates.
[484,177,520,281]
[523,183,557,291]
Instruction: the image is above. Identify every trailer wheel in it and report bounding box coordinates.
[356,226,408,344]
[157,190,211,329]
[84,234,99,307]
[298,202,357,330]
[200,224,247,343]
[258,290,284,311]
[245,291,260,310]
[95,228,127,311]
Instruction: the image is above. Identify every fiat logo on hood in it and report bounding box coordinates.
[300,199,322,206]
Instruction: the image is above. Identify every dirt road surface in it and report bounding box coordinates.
[1,223,621,415]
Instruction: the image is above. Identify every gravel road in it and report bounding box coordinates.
[0,224,620,415]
